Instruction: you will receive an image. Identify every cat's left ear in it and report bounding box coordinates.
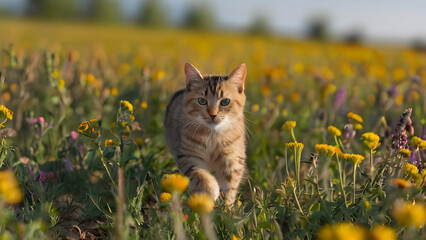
[228,63,246,93]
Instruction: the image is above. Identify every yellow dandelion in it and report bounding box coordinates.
[85,73,95,84]
[398,149,411,158]
[110,87,118,96]
[188,193,215,215]
[275,94,284,103]
[251,104,260,112]
[120,100,134,113]
[317,223,366,240]
[412,136,426,149]
[343,154,365,166]
[140,101,148,109]
[369,225,397,240]
[393,201,426,227]
[161,173,189,194]
[361,132,380,150]
[160,192,172,203]
[404,162,418,177]
[0,105,13,120]
[77,121,90,133]
[260,85,271,96]
[354,123,363,130]
[328,125,342,137]
[57,79,65,90]
[152,70,165,82]
[347,112,363,123]
[392,178,411,189]
[285,142,304,148]
[290,91,300,103]
[364,201,371,210]
[282,121,296,131]
[0,170,23,204]
[105,139,117,148]
[315,144,336,157]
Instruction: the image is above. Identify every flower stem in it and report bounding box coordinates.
[336,154,348,207]
[285,147,290,177]
[171,193,186,240]
[353,164,357,204]
[201,215,217,240]
[370,149,374,177]
[290,129,297,142]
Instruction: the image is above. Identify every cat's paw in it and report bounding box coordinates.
[188,169,220,200]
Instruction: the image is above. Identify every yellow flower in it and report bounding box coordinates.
[105,139,117,147]
[317,222,366,240]
[85,73,95,84]
[120,100,134,113]
[260,85,271,96]
[152,70,165,82]
[369,225,397,240]
[354,123,363,130]
[52,68,59,79]
[275,94,284,103]
[118,62,130,75]
[161,173,189,194]
[57,79,65,90]
[334,147,344,159]
[404,162,418,177]
[160,192,172,203]
[110,87,118,96]
[188,193,215,215]
[251,104,260,112]
[364,201,371,210]
[315,144,336,157]
[0,105,13,120]
[77,121,90,133]
[347,112,363,123]
[393,201,426,228]
[282,121,296,131]
[392,178,411,189]
[140,101,148,109]
[398,149,411,158]
[412,136,426,149]
[328,125,342,137]
[232,234,241,240]
[343,154,365,166]
[361,132,380,150]
[0,170,23,204]
[285,142,304,149]
[291,91,300,103]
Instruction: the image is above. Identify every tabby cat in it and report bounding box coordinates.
[164,63,247,205]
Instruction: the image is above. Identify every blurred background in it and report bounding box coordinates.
[0,0,425,47]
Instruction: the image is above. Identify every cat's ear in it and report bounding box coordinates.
[185,63,203,91]
[228,63,246,93]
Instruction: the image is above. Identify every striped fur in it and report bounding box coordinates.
[164,63,246,204]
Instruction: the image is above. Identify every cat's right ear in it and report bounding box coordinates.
[185,63,203,91]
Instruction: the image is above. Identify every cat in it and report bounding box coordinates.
[164,63,247,205]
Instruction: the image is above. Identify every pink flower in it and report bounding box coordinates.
[29,116,45,126]
[39,171,54,186]
[182,214,188,221]
[69,131,78,140]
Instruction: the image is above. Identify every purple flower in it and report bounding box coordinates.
[387,84,398,98]
[333,88,346,109]
[39,171,54,186]
[62,158,74,172]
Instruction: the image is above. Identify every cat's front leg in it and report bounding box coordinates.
[177,156,220,200]
[216,157,246,205]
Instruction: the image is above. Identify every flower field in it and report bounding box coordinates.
[0,20,425,239]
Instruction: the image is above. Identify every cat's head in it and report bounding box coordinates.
[184,63,246,132]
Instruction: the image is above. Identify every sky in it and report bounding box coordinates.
[2,0,426,43]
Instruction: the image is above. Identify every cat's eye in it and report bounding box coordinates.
[198,98,207,105]
[220,98,231,106]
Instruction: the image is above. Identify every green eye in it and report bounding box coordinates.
[220,98,231,106]
[198,98,207,105]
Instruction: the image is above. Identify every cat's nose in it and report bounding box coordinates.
[210,115,217,120]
